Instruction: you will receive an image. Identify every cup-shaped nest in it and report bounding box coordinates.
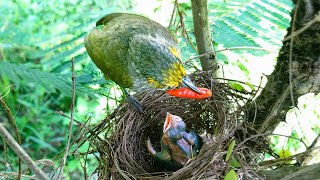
[89,71,251,179]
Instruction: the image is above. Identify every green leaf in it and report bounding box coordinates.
[224,170,238,180]
[229,82,245,92]
[236,60,250,75]
[226,139,236,161]
[230,157,241,168]
[245,81,255,90]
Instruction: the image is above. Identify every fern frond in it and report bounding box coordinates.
[30,32,87,60]
[0,61,97,98]
[51,53,89,73]
[211,0,293,50]
[209,0,252,18]
[41,44,86,71]
[179,0,293,66]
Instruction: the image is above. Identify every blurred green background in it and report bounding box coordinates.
[1,0,319,179]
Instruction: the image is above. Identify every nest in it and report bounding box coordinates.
[88,71,261,179]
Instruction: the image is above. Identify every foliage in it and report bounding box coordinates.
[0,0,295,178]
[0,0,128,177]
[268,93,320,164]
[178,0,292,88]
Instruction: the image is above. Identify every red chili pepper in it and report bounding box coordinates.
[166,87,212,99]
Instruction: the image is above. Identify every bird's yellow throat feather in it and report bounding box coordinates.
[163,62,186,86]
[147,62,186,88]
[147,47,186,88]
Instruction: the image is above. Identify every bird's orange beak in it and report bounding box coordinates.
[163,112,172,133]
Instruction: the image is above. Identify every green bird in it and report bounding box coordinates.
[84,13,200,112]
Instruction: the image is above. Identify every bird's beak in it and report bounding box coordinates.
[182,76,201,94]
[163,112,172,133]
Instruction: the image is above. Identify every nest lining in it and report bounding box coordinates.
[89,71,256,179]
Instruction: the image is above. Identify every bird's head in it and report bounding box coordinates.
[129,34,200,94]
[160,47,201,94]
[163,112,186,133]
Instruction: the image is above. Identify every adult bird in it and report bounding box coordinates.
[84,13,200,112]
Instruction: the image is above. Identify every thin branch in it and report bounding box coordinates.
[0,123,49,180]
[184,46,276,64]
[308,133,320,150]
[234,153,249,180]
[58,58,76,179]
[282,11,320,42]
[272,133,308,148]
[212,77,260,88]
[257,80,292,133]
[81,144,92,180]
[56,111,83,126]
[288,1,300,108]
[49,113,95,172]
[168,0,178,29]
[300,133,320,164]
[2,137,7,171]
[235,133,308,154]
[0,96,22,179]
[258,146,320,167]
[216,46,277,53]
[0,172,37,179]
[176,2,198,52]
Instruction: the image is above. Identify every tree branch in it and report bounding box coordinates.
[0,123,49,180]
[191,0,216,71]
[258,163,320,180]
[246,0,320,132]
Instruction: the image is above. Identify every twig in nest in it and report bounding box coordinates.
[54,111,98,159]
[213,77,260,88]
[235,152,264,180]
[56,111,83,126]
[235,133,272,153]
[57,58,76,179]
[80,144,91,180]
